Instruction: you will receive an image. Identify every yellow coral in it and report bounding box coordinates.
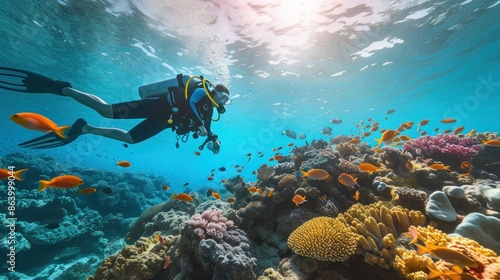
[339,202,426,269]
[287,217,358,262]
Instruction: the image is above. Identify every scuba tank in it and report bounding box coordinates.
[138,74,202,99]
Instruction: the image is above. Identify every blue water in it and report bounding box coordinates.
[1,0,500,278]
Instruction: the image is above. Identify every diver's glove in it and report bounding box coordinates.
[207,140,221,154]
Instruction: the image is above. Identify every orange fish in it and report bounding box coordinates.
[171,193,193,202]
[416,243,477,268]
[10,112,70,138]
[195,151,201,156]
[349,138,361,144]
[220,179,227,183]
[267,188,274,197]
[38,175,84,192]
[452,126,465,135]
[442,129,452,134]
[466,129,476,137]
[248,186,259,193]
[420,131,427,136]
[301,169,332,181]
[211,192,221,200]
[287,143,294,147]
[226,197,236,203]
[117,160,131,167]
[358,163,379,173]
[370,126,379,132]
[399,135,412,141]
[78,187,97,195]
[292,194,307,206]
[362,131,371,137]
[353,190,360,201]
[207,176,214,181]
[257,189,265,196]
[374,130,399,146]
[460,161,472,176]
[0,168,28,181]
[429,163,450,171]
[418,119,429,126]
[338,173,359,188]
[440,118,457,123]
[162,185,170,191]
[483,139,500,146]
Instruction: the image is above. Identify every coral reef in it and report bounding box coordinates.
[402,134,483,166]
[287,216,359,262]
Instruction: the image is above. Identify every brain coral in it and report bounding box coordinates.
[287,216,358,262]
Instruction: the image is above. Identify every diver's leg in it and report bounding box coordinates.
[62,88,113,118]
[83,124,135,143]
[82,119,169,144]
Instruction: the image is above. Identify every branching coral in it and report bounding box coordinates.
[402,134,483,165]
[186,209,236,240]
[336,142,360,159]
[287,217,359,262]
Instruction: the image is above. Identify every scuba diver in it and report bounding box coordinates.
[0,66,231,154]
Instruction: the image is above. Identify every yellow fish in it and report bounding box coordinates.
[416,243,477,268]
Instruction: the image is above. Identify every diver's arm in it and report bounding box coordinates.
[187,88,205,126]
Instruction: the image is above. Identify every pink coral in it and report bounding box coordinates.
[187,209,236,240]
[403,134,482,164]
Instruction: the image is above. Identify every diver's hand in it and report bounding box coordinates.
[207,140,221,154]
[197,126,207,137]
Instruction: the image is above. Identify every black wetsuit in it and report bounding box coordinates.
[110,88,213,143]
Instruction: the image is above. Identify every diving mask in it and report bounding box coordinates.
[213,89,232,106]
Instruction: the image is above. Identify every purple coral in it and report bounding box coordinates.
[187,209,236,240]
[403,134,483,164]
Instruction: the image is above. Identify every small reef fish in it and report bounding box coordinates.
[330,118,342,124]
[269,155,287,161]
[452,126,465,135]
[429,163,450,171]
[415,243,478,268]
[206,188,215,196]
[298,133,306,139]
[219,167,226,171]
[78,187,97,195]
[460,161,472,175]
[338,173,359,188]
[194,151,201,156]
[117,160,131,167]
[183,182,189,187]
[301,169,332,181]
[353,190,360,201]
[399,135,412,141]
[0,168,28,180]
[292,194,307,206]
[211,192,221,200]
[38,175,84,192]
[466,129,476,137]
[282,129,297,139]
[162,185,169,191]
[403,225,419,244]
[267,188,274,197]
[442,129,452,134]
[358,163,379,173]
[248,186,260,193]
[403,161,414,172]
[171,193,193,202]
[483,139,500,146]
[10,112,70,138]
[321,127,333,136]
[418,119,429,126]
[375,130,399,147]
[226,197,236,203]
[349,138,361,144]
[385,109,396,115]
[287,143,294,147]
[440,118,457,123]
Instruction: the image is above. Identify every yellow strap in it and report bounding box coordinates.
[184,75,219,107]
